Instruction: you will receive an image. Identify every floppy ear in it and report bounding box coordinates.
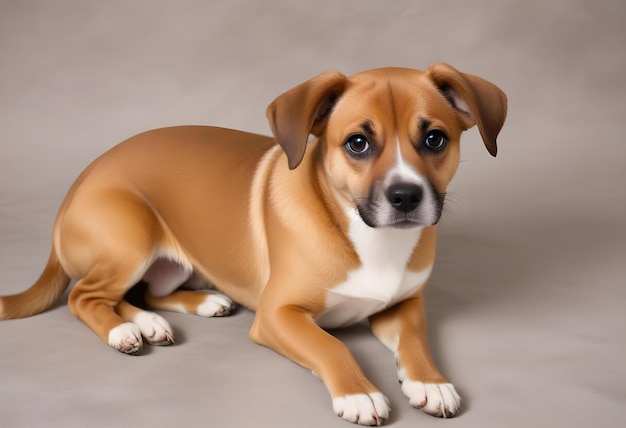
[267,71,348,169]
[425,63,507,156]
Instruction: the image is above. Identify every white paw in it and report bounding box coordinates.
[132,311,175,345]
[332,392,389,426]
[401,380,461,418]
[108,322,143,354]
[196,293,235,317]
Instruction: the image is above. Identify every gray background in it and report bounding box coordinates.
[1,1,625,427]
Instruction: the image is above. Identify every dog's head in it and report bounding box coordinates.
[267,64,507,228]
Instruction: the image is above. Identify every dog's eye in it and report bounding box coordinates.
[424,131,447,151]
[344,134,371,156]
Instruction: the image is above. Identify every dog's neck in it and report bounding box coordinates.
[315,210,425,328]
[345,210,423,267]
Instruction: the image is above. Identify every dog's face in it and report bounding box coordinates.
[320,69,465,228]
[267,64,507,229]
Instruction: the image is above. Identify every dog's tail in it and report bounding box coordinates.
[0,247,71,319]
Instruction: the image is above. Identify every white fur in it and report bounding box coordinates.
[132,310,174,345]
[332,392,389,426]
[316,211,431,328]
[391,139,424,183]
[108,322,142,354]
[400,380,461,418]
[196,292,235,317]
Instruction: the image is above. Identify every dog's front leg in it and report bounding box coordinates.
[250,305,390,426]
[369,292,461,418]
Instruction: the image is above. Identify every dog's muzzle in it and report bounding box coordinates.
[356,180,444,229]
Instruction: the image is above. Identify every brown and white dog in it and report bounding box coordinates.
[0,64,506,425]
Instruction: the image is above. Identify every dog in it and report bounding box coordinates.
[0,64,506,425]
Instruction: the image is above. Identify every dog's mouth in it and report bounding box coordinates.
[386,218,425,229]
[355,203,437,229]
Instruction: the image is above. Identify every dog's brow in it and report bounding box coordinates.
[418,118,431,132]
[361,120,375,137]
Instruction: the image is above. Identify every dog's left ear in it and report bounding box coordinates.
[425,63,507,156]
[267,71,348,169]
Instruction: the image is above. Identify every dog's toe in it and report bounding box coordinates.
[132,311,175,345]
[108,322,143,354]
[401,380,461,418]
[196,292,236,317]
[333,392,389,426]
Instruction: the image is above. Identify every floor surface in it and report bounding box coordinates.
[1,1,625,427]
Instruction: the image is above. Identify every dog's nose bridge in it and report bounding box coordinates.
[387,136,423,184]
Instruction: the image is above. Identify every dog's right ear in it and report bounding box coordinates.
[425,63,507,157]
[267,71,348,170]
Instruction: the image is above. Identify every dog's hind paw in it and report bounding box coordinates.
[196,292,235,317]
[108,322,143,354]
[401,380,461,418]
[132,310,175,345]
[332,392,389,426]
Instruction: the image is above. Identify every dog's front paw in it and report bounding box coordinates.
[108,322,143,354]
[401,380,461,418]
[196,292,236,317]
[132,310,175,345]
[332,392,389,426]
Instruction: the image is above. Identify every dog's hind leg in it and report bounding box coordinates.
[61,189,166,354]
[115,299,175,346]
[145,289,236,318]
[141,258,236,317]
[68,266,146,354]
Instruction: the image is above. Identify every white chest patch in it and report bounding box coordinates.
[316,211,432,329]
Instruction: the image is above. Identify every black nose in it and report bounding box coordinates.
[386,183,423,213]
